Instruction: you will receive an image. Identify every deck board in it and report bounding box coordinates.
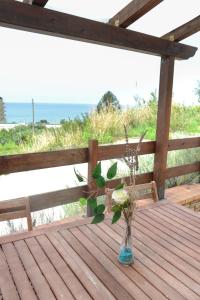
[14,239,56,300]
[2,243,37,300]
[1,200,200,299]
[0,248,20,300]
[36,235,92,300]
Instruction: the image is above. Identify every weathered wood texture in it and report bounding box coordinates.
[168,137,200,151]
[0,137,199,175]
[109,0,163,28]
[153,56,175,199]
[12,172,152,213]
[162,15,200,42]
[29,185,87,212]
[0,197,32,231]
[1,201,200,299]
[166,162,200,179]
[99,141,155,160]
[1,162,199,214]
[0,147,88,174]
[0,1,197,59]
[0,136,199,212]
[87,140,99,217]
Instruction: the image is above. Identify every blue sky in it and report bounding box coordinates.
[0,0,199,105]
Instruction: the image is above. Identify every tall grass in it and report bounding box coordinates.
[0,102,199,155]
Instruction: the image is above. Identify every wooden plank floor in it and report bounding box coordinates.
[166,184,200,205]
[1,200,200,299]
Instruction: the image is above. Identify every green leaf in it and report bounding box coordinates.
[107,162,117,179]
[92,162,101,179]
[122,200,129,209]
[95,176,106,188]
[91,213,105,224]
[87,198,97,209]
[112,205,121,213]
[112,211,121,224]
[94,204,105,215]
[79,197,87,206]
[74,168,84,182]
[115,183,124,190]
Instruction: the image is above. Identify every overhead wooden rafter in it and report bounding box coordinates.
[162,15,200,42]
[109,0,163,28]
[0,1,197,60]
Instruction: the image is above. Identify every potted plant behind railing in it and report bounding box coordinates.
[74,126,146,265]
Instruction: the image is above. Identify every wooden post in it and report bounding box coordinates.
[153,56,175,199]
[87,140,99,217]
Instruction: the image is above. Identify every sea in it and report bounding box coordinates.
[5,102,95,124]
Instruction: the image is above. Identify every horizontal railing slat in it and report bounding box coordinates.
[0,147,88,175]
[166,162,200,178]
[1,160,199,213]
[0,137,199,175]
[98,141,155,160]
[168,137,200,151]
[1,172,153,213]
[30,172,153,211]
[29,185,87,211]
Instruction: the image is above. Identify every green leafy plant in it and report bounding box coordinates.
[74,127,147,225]
[74,161,115,223]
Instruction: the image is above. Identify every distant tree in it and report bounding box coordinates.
[60,119,66,125]
[195,81,200,102]
[97,91,121,112]
[39,119,48,124]
[0,97,6,124]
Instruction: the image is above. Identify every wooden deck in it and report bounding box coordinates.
[1,200,200,300]
[166,184,200,205]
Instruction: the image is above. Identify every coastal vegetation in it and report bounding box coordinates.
[0,97,199,155]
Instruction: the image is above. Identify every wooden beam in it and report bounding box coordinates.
[109,0,163,28]
[162,15,200,42]
[0,138,199,175]
[166,162,200,179]
[168,137,200,151]
[0,1,197,60]
[99,141,155,160]
[153,56,175,199]
[1,171,153,213]
[0,148,88,175]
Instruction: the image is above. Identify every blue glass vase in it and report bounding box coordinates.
[118,219,134,265]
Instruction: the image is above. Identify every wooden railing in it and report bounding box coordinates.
[0,137,199,213]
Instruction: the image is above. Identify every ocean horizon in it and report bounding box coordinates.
[5,102,95,124]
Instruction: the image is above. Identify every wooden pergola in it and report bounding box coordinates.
[0,0,199,212]
[1,3,200,299]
